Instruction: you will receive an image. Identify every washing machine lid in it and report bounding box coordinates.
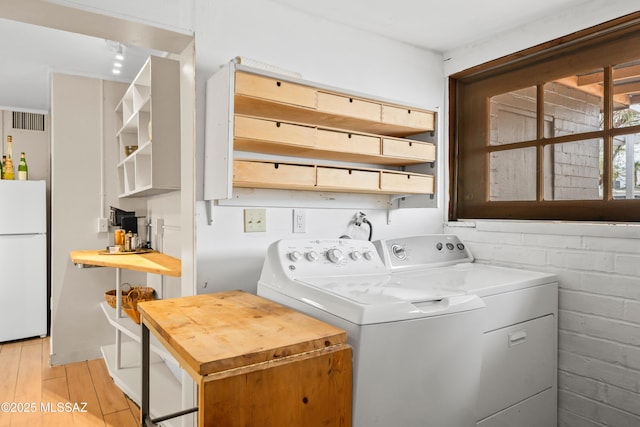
[391,262,557,297]
[299,275,462,304]
[289,274,484,325]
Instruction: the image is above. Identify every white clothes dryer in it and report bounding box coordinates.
[374,235,559,427]
[258,238,486,427]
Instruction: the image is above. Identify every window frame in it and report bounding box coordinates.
[449,12,640,222]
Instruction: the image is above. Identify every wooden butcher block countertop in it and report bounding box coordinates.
[137,290,348,377]
[69,249,181,277]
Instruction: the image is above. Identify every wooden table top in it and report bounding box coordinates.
[137,290,348,377]
[69,249,181,277]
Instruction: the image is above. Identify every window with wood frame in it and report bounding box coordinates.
[449,12,640,221]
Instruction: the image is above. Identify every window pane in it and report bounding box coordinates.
[544,68,604,138]
[490,148,536,201]
[612,133,640,199]
[489,87,536,145]
[613,61,640,129]
[544,139,603,200]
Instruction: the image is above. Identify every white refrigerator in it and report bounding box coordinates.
[0,180,47,342]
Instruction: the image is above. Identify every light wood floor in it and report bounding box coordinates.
[0,337,140,427]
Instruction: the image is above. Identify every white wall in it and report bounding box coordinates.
[444,3,640,426]
[146,192,182,300]
[50,74,145,363]
[194,0,446,294]
[443,0,639,76]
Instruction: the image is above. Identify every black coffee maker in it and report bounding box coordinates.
[109,206,137,234]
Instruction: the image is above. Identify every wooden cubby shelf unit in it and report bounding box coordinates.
[233,71,435,137]
[234,114,436,166]
[234,159,434,195]
[204,60,437,202]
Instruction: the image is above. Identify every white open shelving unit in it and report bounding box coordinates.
[101,343,181,427]
[99,302,177,363]
[69,251,183,426]
[115,55,181,198]
[99,270,182,427]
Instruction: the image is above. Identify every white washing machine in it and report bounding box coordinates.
[258,238,486,427]
[374,235,558,427]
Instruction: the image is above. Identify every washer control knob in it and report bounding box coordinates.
[457,243,465,251]
[327,248,344,264]
[288,251,302,262]
[363,251,374,260]
[350,251,362,261]
[391,244,407,260]
[446,242,455,251]
[436,242,443,251]
[305,251,319,262]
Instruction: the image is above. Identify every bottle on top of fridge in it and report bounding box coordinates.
[3,136,14,180]
[17,152,28,181]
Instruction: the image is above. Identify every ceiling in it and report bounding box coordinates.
[0,18,162,113]
[0,0,614,113]
[270,0,595,52]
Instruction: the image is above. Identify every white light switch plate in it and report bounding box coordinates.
[97,218,109,233]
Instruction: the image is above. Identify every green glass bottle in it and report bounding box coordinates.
[18,152,28,181]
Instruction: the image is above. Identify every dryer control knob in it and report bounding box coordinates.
[288,251,302,262]
[305,251,319,262]
[363,251,374,260]
[350,251,362,261]
[391,244,407,260]
[327,248,344,264]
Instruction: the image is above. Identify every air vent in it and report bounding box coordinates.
[12,111,45,131]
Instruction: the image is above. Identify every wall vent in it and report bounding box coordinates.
[12,111,46,131]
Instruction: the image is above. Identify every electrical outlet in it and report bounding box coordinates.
[244,208,266,232]
[97,218,109,233]
[293,209,306,233]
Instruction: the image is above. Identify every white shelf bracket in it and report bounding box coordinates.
[115,267,122,370]
[206,199,214,225]
[386,195,403,225]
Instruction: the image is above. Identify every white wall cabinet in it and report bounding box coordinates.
[115,56,181,197]
[204,61,437,205]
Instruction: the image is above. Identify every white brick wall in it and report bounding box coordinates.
[446,221,640,427]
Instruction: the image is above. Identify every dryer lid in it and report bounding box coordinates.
[391,263,557,297]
